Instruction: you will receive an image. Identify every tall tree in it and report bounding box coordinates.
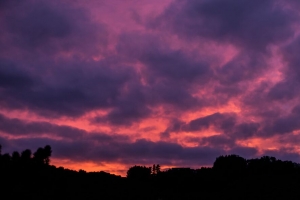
[155,164,161,174]
[43,145,52,165]
[33,145,52,165]
[12,151,20,163]
[21,149,32,163]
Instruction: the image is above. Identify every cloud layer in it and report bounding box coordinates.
[1,0,300,175]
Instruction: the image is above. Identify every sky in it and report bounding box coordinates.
[1,0,300,176]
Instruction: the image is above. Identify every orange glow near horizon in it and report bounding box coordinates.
[51,158,130,176]
[1,0,300,177]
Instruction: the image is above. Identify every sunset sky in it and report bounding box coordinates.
[1,0,300,176]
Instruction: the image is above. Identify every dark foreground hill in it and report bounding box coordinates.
[1,145,300,200]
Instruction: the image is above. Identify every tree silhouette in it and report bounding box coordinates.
[2,153,11,166]
[12,151,20,163]
[43,145,52,165]
[21,149,32,164]
[127,165,151,180]
[33,145,52,165]
[152,164,161,175]
[213,154,247,174]
[2,143,300,199]
[155,164,161,174]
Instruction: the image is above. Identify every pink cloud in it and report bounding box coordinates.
[1,0,300,175]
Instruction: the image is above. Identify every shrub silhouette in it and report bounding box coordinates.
[213,154,247,173]
[127,165,151,180]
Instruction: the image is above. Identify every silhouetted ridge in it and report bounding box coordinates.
[1,145,300,199]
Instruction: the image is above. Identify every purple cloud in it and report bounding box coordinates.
[153,0,296,50]
[1,0,300,173]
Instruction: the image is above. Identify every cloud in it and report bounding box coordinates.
[261,111,300,136]
[0,59,36,89]
[183,112,236,132]
[0,113,239,166]
[0,113,85,139]
[200,135,235,147]
[230,123,260,139]
[216,52,267,86]
[0,58,139,117]
[1,0,300,172]
[153,0,296,50]
[0,0,107,57]
[118,33,212,83]
[0,134,225,166]
[267,80,299,101]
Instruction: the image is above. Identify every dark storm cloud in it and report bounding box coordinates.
[282,36,300,80]
[0,59,135,117]
[116,32,271,120]
[147,0,295,139]
[7,3,71,44]
[163,107,300,140]
[139,45,211,83]
[116,33,211,110]
[92,82,152,125]
[292,105,300,115]
[277,133,300,145]
[162,113,258,139]
[118,33,212,83]
[165,110,300,141]
[230,123,260,139]
[216,52,266,86]
[267,80,299,101]
[0,113,283,166]
[163,113,261,140]
[1,0,300,169]
[261,112,300,136]
[0,0,107,56]
[149,81,201,109]
[117,33,214,111]
[0,114,130,160]
[160,119,186,139]
[228,103,300,139]
[0,0,129,119]
[89,32,214,125]
[200,135,235,147]
[154,0,296,50]
[183,112,236,132]
[0,114,226,165]
[240,36,300,122]
[0,113,85,139]
[0,59,35,88]
[241,82,284,123]
[99,103,151,125]
[213,85,243,97]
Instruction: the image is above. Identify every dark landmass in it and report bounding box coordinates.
[0,145,300,200]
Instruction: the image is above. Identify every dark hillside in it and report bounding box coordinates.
[1,145,300,199]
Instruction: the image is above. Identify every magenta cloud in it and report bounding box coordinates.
[1,0,300,172]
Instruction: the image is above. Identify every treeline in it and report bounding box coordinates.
[1,145,300,199]
[127,154,300,180]
[0,145,51,167]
